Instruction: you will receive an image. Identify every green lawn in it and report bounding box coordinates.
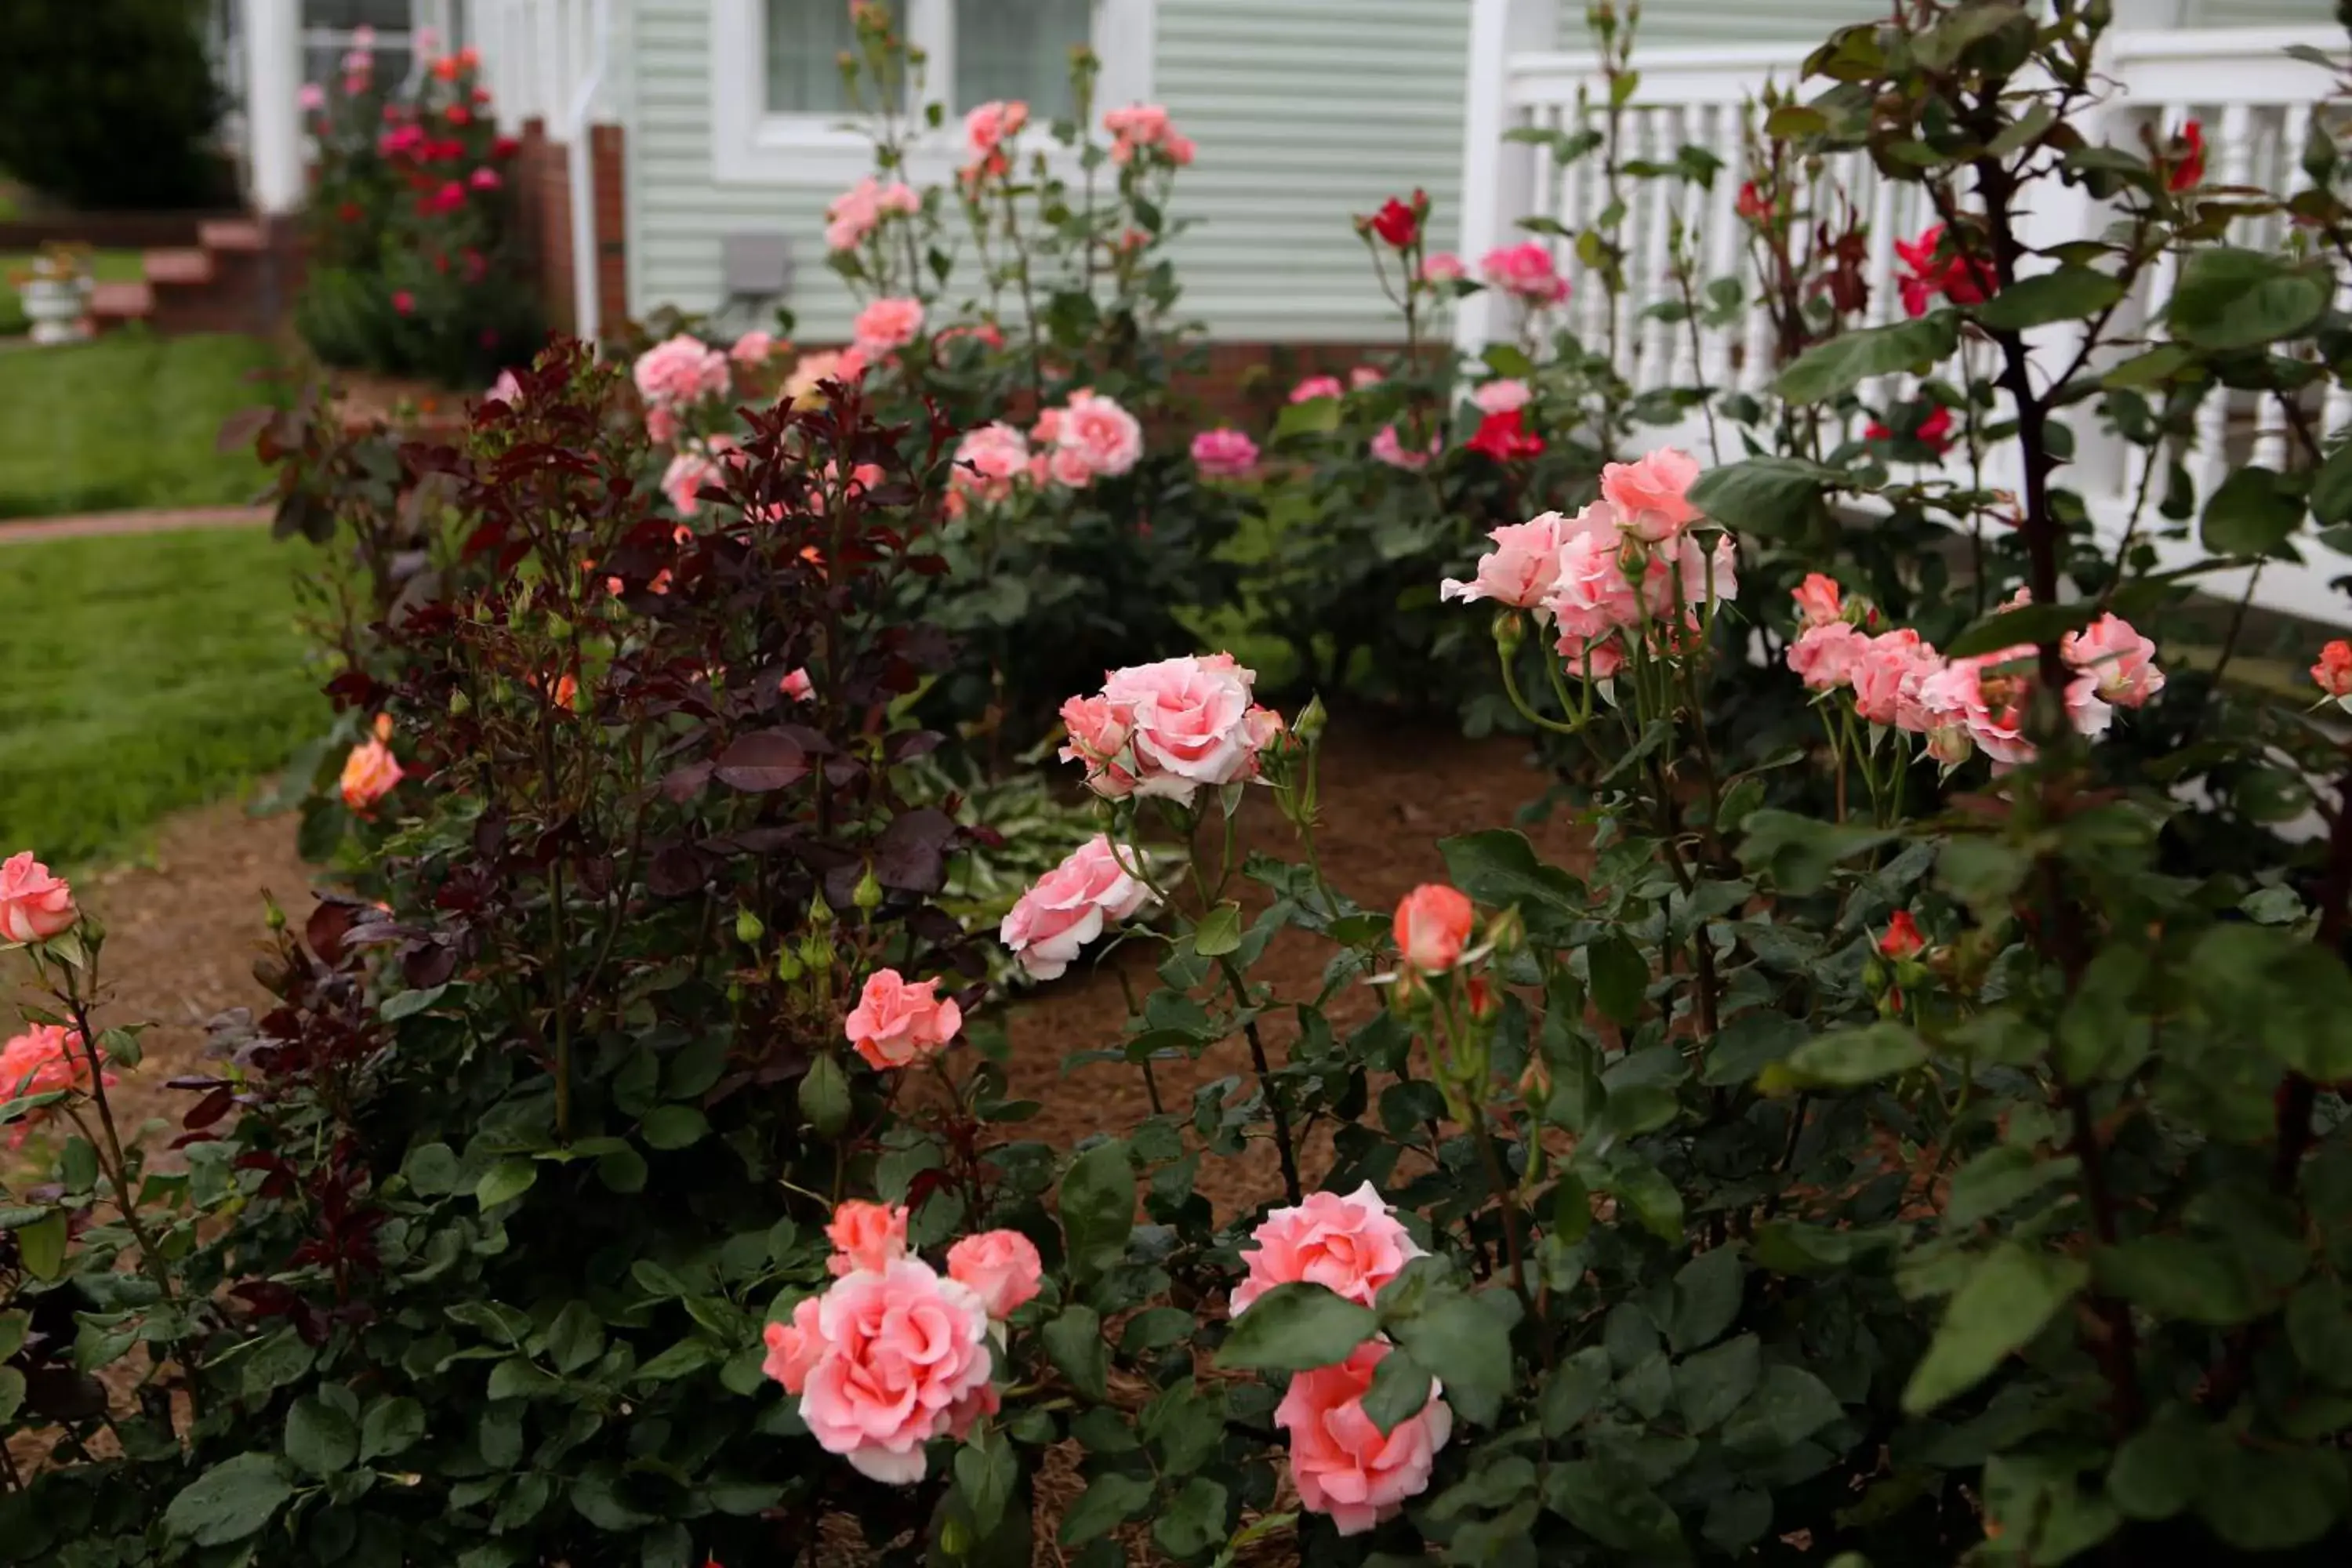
[0,527,325,865]
[0,329,281,519]
[0,249,145,336]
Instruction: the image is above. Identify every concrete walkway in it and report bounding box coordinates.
[0,503,270,547]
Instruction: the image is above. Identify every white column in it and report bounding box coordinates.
[1454,0,1559,356]
[566,0,615,345]
[242,0,307,215]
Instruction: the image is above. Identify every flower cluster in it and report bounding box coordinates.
[999,834,1153,981]
[1479,241,1570,307]
[1103,103,1196,166]
[761,1202,1040,1483]
[1787,580,2164,766]
[1232,1185,1451,1535]
[632,333,734,444]
[1442,448,1733,678]
[1894,223,1996,318]
[825,175,920,252]
[960,100,1029,186]
[850,296,925,360]
[1189,427,1260,479]
[1056,653,1283,804]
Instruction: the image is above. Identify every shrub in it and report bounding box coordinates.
[295,42,540,386]
[0,0,228,211]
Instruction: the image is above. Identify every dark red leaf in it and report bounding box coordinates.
[713,731,808,792]
[662,760,713,803]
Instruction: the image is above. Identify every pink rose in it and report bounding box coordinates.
[1370,424,1438,472]
[953,422,1032,504]
[1058,695,1138,797]
[826,1200,909,1276]
[1289,375,1345,405]
[0,852,77,944]
[299,82,326,112]
[1190,427,1259,479]
[1046,443,1098,489]
[730,329,779,365]
[633,333,731,410]
[1850,630,1940,728]
[1278,1341,1453,1537]
[485,368,523,407]
[1105,103,1178,163]
[339,735,404,812]
[469,165,501,191]
[964,100,1030,165]
[795,1257,994,1483]
[781,667,815,702]
[1479,241,1570,306]
[761,1296,825,1393]
[1000,836,1152,980]
[1657,533,1738,612]
[1918,655,2035,766]
[2062,612,2164,708]
[1091,653,1276,802]
[844,969,963,1069]
[1420,251,1467,285]
[1393,884,1472,974]
[1556,630,1626,680]
[1792,572,1843,629]
[1349,366,1385,390]
[1788,622,1867,692]
[661,437,738,517]
[1600,448,1703,543]
[824,178,880,250]
[2,1025,110,1149]
[1230,1181,1422,1316]
[391,290,416,315]
[2315,640,2352,698]
[1441,511,1566,609]
[1541,503,1642,642]
[1054,391,1144,479]
[1472,378,1531,415]
[851,296,925,358]
[946,1230,1044,1319]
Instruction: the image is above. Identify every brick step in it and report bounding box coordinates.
[89,280,154,323]
[196,219,267,252]
[143,248,214,287]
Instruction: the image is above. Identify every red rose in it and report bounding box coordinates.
[1736,180,1770,223]
[1465,408,1543,463]
[492,135,521,160]
[1368,194,1421,249]
[2169,119,2205,193]
[445,103,472,127]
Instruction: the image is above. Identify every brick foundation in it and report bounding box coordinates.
[512,118,629,339]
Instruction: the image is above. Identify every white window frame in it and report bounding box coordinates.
[711,0,1156,187]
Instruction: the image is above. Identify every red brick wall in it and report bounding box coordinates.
[512,118,629,339]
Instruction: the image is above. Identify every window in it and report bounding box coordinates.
[716,0,1156,187]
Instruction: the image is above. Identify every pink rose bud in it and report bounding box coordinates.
[946,1229,1044,1319]
[1392,884,1473,975]
[1791,572,1844,629]
[0,851,78,943]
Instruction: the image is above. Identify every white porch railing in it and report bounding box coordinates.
[1457,0,2352,627]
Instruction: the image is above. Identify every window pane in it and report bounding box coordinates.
[765,0,859,115]
[305,0,414,29]
[954,0,1091,121]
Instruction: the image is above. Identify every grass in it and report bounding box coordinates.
[0,249,145,336]
[0,329,281,519]
[0,526,325,866]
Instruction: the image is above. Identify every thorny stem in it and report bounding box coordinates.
[1217,954,1301,1206]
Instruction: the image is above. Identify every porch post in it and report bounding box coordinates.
[241,0,307,215]
[1455,0,1559,357]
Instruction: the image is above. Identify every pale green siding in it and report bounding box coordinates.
[624,0,1468,342]
[1559,0,1888,49]
[1154,0,1470,341]
[2183,1,2338,22]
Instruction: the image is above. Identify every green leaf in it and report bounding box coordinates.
[1946,1147,2078,1228]
[1058,1141,1134,1287]
[1058,1472,1154,1546]
[639,1104,710,1151]
[1359,1347,1435,1436]
[359,1396,426,1462]
[1944,599,2097,659]
[13,1210,66,1280]
[2168,247,2332,350]
[0,1310,27,1363]
[1607,1162,1685,1244]
[953,1428,1020,1539]
[543,1301,607,1374]
[164,1454,297,1545]
[633,1338,718,1383]
[2288,1281,2352,1389]
[1902,1243,2087,1414]
[1192,902,1243,957]
[1784,1022,1926,1087]
[1586,934,1650,1026]
[1390,1287,1519,1426]
[1737,810,1895,895]
[799,1053,851,1138]
[1439,829,1587,942]
[1668,1245,1744,1352]
[1215,1283,1378,1374]
[1688,457,1834,537]
[474,1159,538,1210]
[487,1356,561,1400]
[285,1392,358,1476]
[1972,267,2124,332]
[1775,311,1959,404]
[1042,1306,1109,1400]
[2202,465,2306,556]
[1672,1333,1761,1433]
[2195,1443,2347,1551]
[569,1465,655,1530]
[2102,343,2194,390]
[1272,395,1341,440]
[2311,438,2352,526]
[1722,1363,1845,1451]
[1151,1476,1230,1560]
[0,1367,23,1425]
[2109,1409,2213,1521]
[2096,1236,2259,1326]
[402,1142,461,1196]
[1702,1011,1806,1086]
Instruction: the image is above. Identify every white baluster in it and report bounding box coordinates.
[1638,109,1681,394]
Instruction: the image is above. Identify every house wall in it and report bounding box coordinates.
[626,0,1468,343]
[1559,0,2343,48]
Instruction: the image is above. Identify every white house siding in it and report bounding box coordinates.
[624,0,1472,342]
[2182,1,2338,22]
[1557,0,1890,49]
